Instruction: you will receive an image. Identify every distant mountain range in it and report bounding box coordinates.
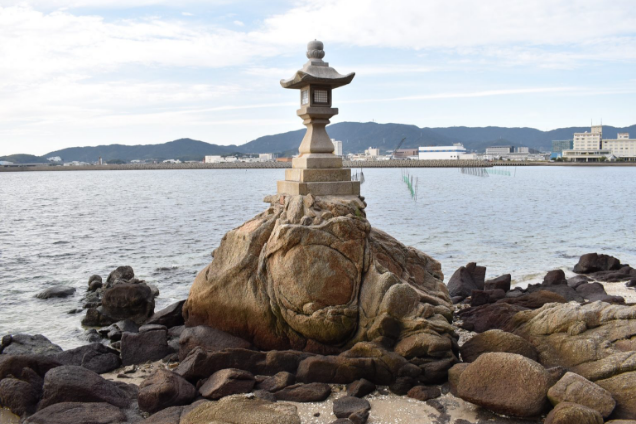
[3,122,635,163]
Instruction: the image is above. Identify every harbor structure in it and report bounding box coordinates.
[419,143,466,160]
[277,40,359,196]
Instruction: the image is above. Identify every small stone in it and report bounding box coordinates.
[36,286,76,299]
[544,402,603,424]
[333,396,370,419]
[407,385,441,401]
[346,379,376,398]
[388,376,414,395]
[256,371,295,392]
[274,383,331,402]
[199,368,255,400]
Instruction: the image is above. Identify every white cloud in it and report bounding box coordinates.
[181,12,194,16]
[233,20,244,26]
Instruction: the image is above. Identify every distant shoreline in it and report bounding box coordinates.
[2,160,636,172]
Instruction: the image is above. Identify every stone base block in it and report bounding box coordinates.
[277,180,360,196]
[285,168,351,183]
[292,155,342,169]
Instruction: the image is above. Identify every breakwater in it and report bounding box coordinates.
[2,160,634,172]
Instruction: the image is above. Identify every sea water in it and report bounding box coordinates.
[1,167,634,348]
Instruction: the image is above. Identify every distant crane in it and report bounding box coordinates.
[390,137,407,160]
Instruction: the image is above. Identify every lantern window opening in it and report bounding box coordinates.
[314,89,329,104]
[301,89,309,105]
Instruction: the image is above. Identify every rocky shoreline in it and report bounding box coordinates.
[2,194,636,423]
[1,253,635,423]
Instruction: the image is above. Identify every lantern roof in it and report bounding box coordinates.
[280,40,355,90]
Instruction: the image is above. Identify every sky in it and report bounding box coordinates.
[1,0,635,156]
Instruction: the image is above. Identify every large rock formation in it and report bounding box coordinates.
[183,194,456,377]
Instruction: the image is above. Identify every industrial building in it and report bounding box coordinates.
[418,144,466,160]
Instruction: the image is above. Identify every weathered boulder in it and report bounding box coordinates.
[456,352,550,417]
[346,378,376,398]
[596,371,636,420]
[544,402,604,424]
[199,368,255,400]
[0,377,40,416]
[1,334,63,356]
[333,396,371,419]
[121,329,173,365]
[459,329,538,362]
[183,195,455,368]
[180,396,300,424]
[547,372,615,418]
[447,362,468,396]
[39,365,132,409]
[178,325,251,361]
[275,382,331,402]
[54,343,121,374]
[35,285,76,299]
[508,302,636,373]
[144,300,185,328]
[576,282,624,303]
[138,369,196,414]
[23,402,128,424]
[447,262,486,300]
[574,253,621,274]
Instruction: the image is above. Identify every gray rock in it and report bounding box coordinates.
[333,396,370,419]
[140,324,167,333]
[199,368,255,400]
[53,343,121,374]
[35,286,76,299]
[88,280,103,292]
[88,275,102,286]
[144,300,185,328]
[1,334,63,356]
[484,274,512,292]
[181,396,300,424]
[0,354,61,380]
[567,275,590,289]
[0,377,40,416]
[574,253,621,274]
[447,262,486,299]
[120,329,173,366]
[543,270,567,286]
[101,283,155,325]
[23,402,127,424]
[39,365,132,409]
[106,266,134,286]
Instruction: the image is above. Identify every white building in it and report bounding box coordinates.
[47,156,62,162]
[331,139,343,157]
[419,143,467,160]
[573,125,602,150]
[602,132,636,160]
[516,147,529,153]
[564,126,636,162]
[365,147,380,157]
[485,146,514,155]
[204,155,223,163]
[162,159,181,164]
[258,153,274,161]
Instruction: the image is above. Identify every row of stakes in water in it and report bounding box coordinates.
[460,166,514,177]
[401,169,418,200]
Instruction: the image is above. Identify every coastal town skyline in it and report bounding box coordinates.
[1,0,635,156]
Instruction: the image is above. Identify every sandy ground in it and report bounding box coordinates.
[601,280,636,303]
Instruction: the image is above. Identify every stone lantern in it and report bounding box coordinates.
[277,40,360,196]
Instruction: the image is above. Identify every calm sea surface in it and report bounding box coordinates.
[1,167,635,349]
